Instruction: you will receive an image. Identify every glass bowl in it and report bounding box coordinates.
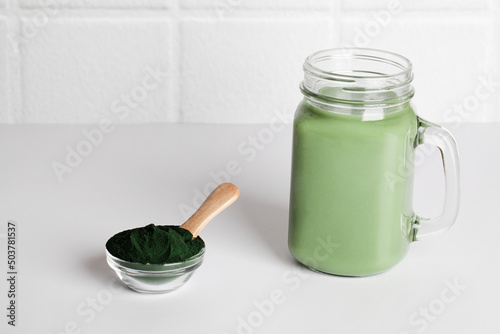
[105,247,205,294]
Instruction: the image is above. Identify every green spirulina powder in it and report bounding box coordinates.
[106,224,205,264]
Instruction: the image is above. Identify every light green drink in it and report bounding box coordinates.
[288,49,460,276]
[290,101,417,276]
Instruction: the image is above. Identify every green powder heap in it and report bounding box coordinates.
[106,224,205,264]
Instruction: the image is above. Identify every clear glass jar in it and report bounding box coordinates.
[288,48,460,276]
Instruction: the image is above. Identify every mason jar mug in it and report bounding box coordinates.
[288,48,460,276]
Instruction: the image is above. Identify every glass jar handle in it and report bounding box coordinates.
[412,118,460,241]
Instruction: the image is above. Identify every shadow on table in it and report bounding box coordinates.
[235,196,295,265]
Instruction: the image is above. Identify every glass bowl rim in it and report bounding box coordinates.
[105,247,205,273]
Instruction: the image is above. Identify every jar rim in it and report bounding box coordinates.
[303,47,413,81]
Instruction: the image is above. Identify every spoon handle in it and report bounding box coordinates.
[180,183,240,238]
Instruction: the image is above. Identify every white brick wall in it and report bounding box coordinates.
[0,0,499,123]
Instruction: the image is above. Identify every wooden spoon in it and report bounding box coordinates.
[180,183,240,238]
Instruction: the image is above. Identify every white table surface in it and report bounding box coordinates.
[0,123,499,334]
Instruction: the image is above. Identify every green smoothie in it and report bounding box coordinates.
[288,100,418,276]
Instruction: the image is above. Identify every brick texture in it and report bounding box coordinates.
[19,16,174,123]
[19,0,171,9]
[340,14,496,123]
[0,0,498,123]
[180,18,334,123]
